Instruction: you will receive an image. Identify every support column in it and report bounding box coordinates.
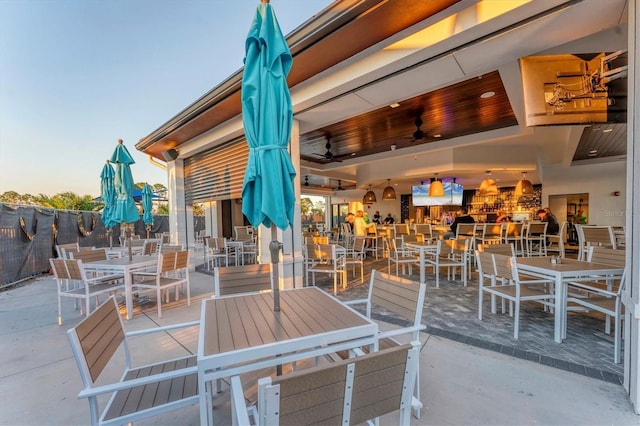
[167,159,189,250]
[625,0,640,413]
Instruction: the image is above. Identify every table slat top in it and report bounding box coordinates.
[517,257,624,274]
[202,287,372,357]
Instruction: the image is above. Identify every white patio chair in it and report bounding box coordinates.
[546,220,568,258]
[55,242,79,259]
[132,251,191,318]
[502,222,524,256]
[479,253,555,339]
[213,263,272,298]
[339,270,426,418]
[522,221,548,256]
[67,296,199,425]
[49,258,125,325]
[576,225,617,260]
[567,269,626,364]
[231,342,421,426]
[304,244,347,295]
[414,223,435,243]
[142,238,161,255]
[424,238,470,287]
[345,236,366,283]
[388,236,418,277]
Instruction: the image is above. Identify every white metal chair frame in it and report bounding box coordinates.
[414,223,435,243]
[50,258,125,325]
[501,222,524,256]
[231,342,421,426]
[565,246,625,363]
[523,222,548,257]
[387,236,418,277]
[213,263,272,298]
[67,296,200,426]
[342,270,426,419]
[345,237,366,283]
[546,221,568,258]
[478,253,555,339]
[132,251,191,318]
[304,244,347,295]
[424,238,470,287]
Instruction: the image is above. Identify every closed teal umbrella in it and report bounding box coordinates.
[241,0,295,311]
[100,160,117,248]
[141,183,154,238]
[110,139,140,259]
[110,139,140,224]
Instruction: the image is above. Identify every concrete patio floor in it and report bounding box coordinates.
[0,251,637,425]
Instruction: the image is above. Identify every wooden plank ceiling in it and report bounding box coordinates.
[299,71,517,163]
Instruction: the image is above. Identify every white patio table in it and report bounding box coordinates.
[516,256,624,343]
[197,286,378,425]
[82,255,158,320]
[405,241,438,284]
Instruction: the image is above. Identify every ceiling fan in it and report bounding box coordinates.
[313,134,343,162]
[412,116,425,140]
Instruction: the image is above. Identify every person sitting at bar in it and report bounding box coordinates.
[383,213,395,225]
[496,209,509,223]
[443,208,475,239]
[536,208,559,235]
[372,210,381,225]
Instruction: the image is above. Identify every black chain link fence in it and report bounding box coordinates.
[0,203,204,288]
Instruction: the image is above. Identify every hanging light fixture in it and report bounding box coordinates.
[514,171,534,196]
[478,170,499,196]
[362,185,377,204]
[382,179,396,200]
[428,174,445,197]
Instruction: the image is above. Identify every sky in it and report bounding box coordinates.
[0,0,334,198]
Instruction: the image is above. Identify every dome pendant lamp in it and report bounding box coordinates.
[382,179,397,200]
[479,170,499,196]
[362,185,377,204]
[429,174,445,197]
[515,172,534,196]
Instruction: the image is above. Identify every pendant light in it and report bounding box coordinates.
[514,171,534,196]
[428,174,445,197]
[479,170,499,196]
[362,185,377,204]
[382,179,396,200]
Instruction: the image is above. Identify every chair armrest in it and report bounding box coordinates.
[130,271,158,277]
[566,281,617,297]
[378,324,426,340]
[126,320,200,337]
[230,375,253,426]
[343,298,368,306]
[77,365,198,399]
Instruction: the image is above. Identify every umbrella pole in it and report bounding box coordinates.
[269,223,282,312]
[126,225,133,261]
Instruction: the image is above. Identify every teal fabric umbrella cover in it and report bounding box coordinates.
[241,1,295,231]
[110,139,140,224]
[100,160,118,229]
[141,183,154,226]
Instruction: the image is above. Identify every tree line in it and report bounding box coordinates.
[0,183,170,213]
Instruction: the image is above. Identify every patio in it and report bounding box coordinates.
[0,248,635,425]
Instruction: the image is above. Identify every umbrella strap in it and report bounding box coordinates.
[253,145,286,152]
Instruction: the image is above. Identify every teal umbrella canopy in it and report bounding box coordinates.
[100,160,118,229]
[241,1,295,231]
[141,183,154,226]
[110,139,140,224]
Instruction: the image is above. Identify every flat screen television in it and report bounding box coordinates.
[412,182,463,206]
